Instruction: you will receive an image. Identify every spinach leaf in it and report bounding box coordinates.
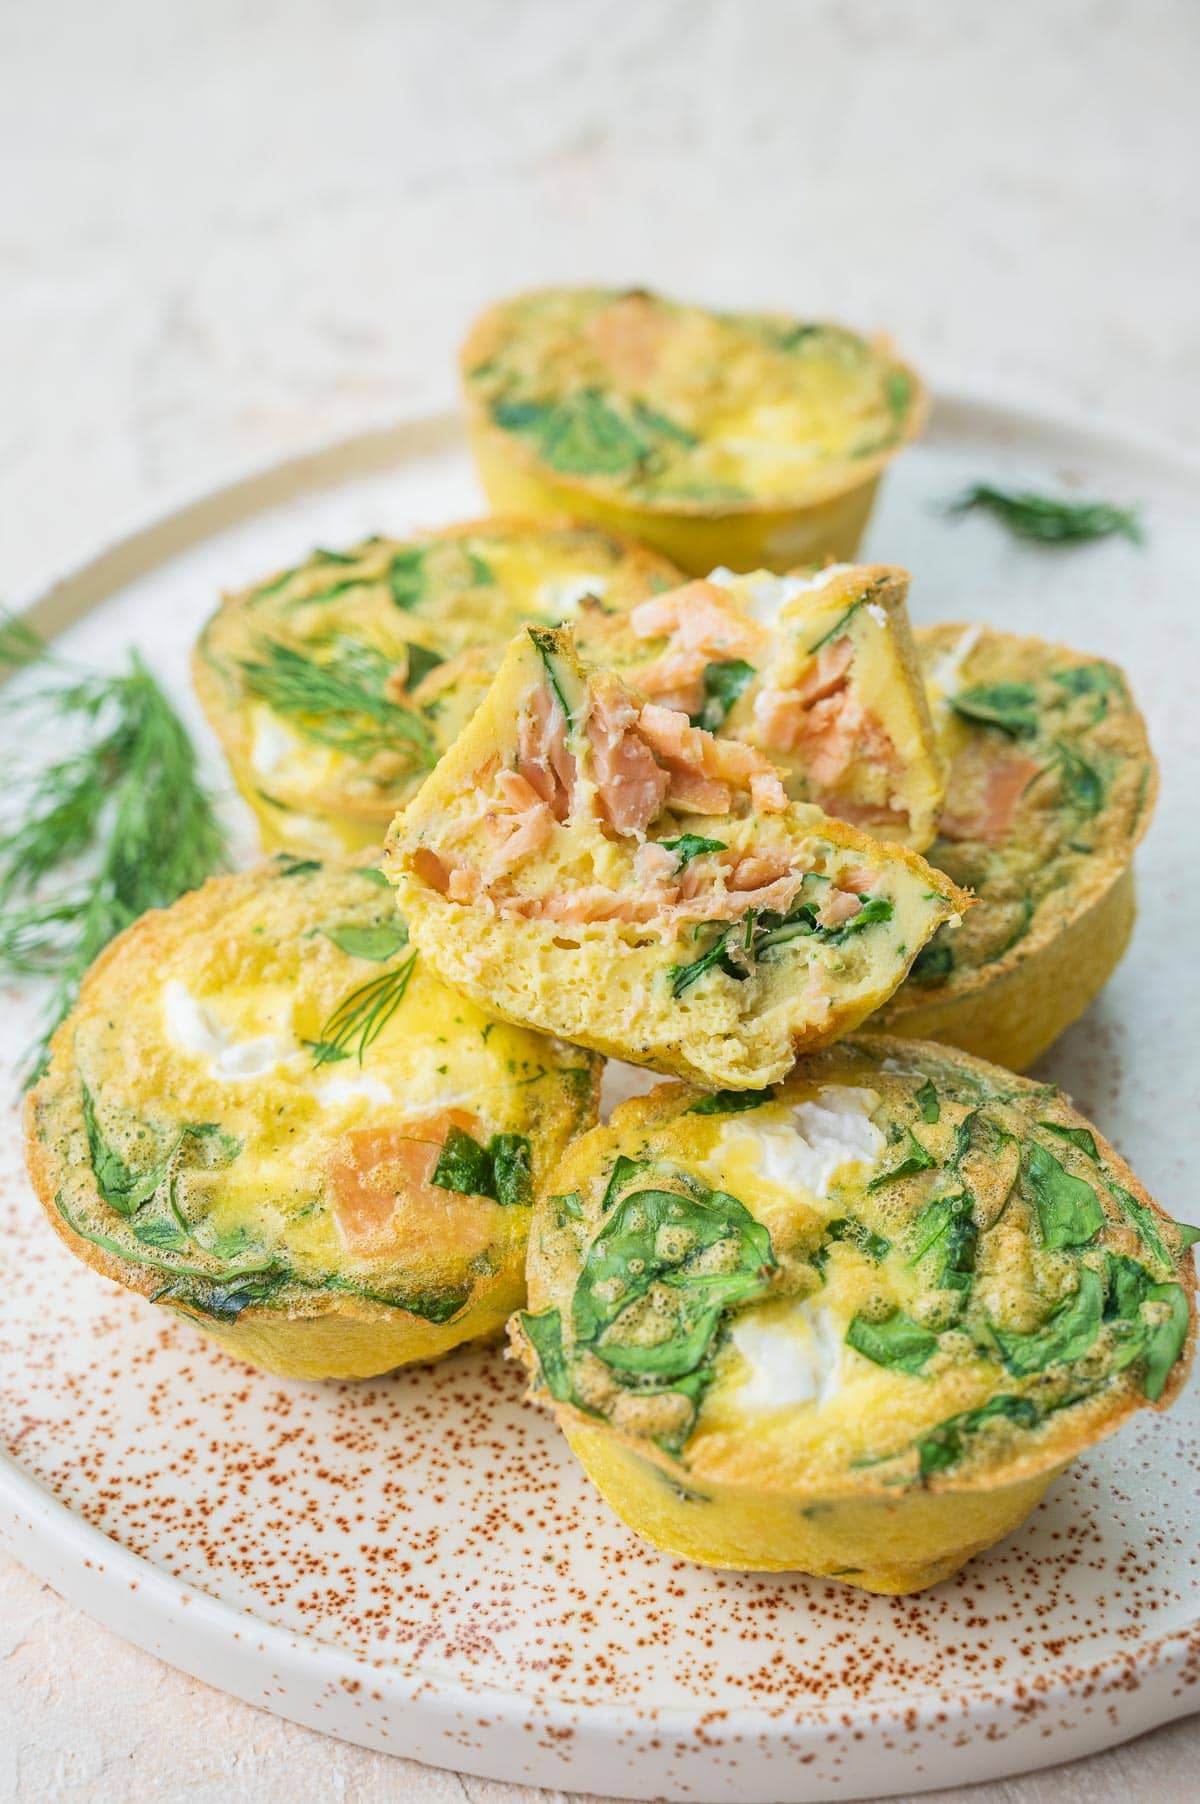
[886,370,913,419]
[572,1182,776,1366]
[402,642,445,689]
[992,1267,1104,1376]
[519,1306,576,1403]
[131,1217,192,1252]
[688,1087,775,1116]
[950,683,1038,737]
[916,1394,1040,1479]
[388,547,427,610]
[323,921,410,962]
[868,1128,936,1190]
[495,390,648,476]
[846,1309,938,1374]
[601,1154,651,1211]
[814,1217,890,1268]
[908,1191,977,1303]
[1039,1120,1098,1162]
[553,1190,584,1224]
[668,928,746,998]
[1103,1254,1191,1400]
[81,1085,173,1217]
[274,853,323,877]
[1023,1141,1105,1248]
[915,1078,941,1123]
[807,596,867,655]
[431,1126,534,1207]
[659,834,727,870]
[693,659,756,732]
[631,400,697,447]
[1107,1181,1173,1273]
[1176,1221,1200,1251]
[910,933,954,982]
[490,1133,533,1209]
[431,1124,494,1197]
[1054,741,1104,816]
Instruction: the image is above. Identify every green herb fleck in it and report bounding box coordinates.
[950,486,1143,546]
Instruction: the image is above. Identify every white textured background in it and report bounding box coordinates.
[2,1,1198,1799]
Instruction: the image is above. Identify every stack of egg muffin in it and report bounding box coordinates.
[27,287,1195,1596]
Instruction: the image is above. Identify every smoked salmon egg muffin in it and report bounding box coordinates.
[460,287,925,576]
[24,859,600,1380]
[384,626,966,1091]
[875,626,1157,1069]
[193,518,682,857]
[574,562,944,850]
[513,1037,1197,1593]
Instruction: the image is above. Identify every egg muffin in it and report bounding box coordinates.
[875,626,1157,1069]
[513,1036,1197,1593]
[384,626,966,1090]
[460,287,925,576]
[24,859,600,1380]
[574,562,944,850]
[193,518,683,857]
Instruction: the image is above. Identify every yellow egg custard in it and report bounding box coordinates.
[24,859,600,1380]
[460,288,925,575]
[574,562,944,849]
[513,1036,1197,1593]
[193,518,683,857]
[384,626,966,1090]
[875,626,1157,1069]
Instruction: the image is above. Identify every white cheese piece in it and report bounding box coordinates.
[729,1301,843,1411]
[162,981,298,1082]
[720,1084,884,1199]
[708,564,854,625]
[250,708,303,778]
[537,573,609,620]
[314,1072,393,1108]
[927,624,983,711]
[865,601,887,626]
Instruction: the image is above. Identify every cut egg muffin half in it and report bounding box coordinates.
[24,859,600,1380]
[384,626,966,1091]
[513,1036,1197,1594]
[875,625,1158,1069]
[193,517,682,857]
[461,287,925,575]
[575,561,945,850]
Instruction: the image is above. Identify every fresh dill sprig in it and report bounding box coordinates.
[949,485,1143,546]
[238,637,434,765]
[0,618,229,1080]
[307,948,418,1068]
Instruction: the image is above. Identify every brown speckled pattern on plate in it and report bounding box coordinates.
[1,409,1199,1801]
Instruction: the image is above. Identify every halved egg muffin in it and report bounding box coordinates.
[460,287,925,576]
[193,518,682,857]
[575,562,944,849]
[513,1036,1197,1593]
[875,626,1157,1069]
[384,626,966,1090]
[24,859,600,1380]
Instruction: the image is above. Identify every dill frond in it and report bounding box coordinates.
[949,485,1143,546]
[0,622,229,1080]
[308,949,418,1068]
[238,637,434,765]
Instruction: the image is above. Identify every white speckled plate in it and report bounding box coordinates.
[1,401,1198,1803]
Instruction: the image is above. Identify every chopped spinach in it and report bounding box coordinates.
[526,626,575,725]
[273,853,323,877]
[1102,1253,1191,1401]
[867,1128,936,1190]
[886,370,913,419]
[814,1216,891,1268]
[693,659,756,732]
[916,1393,1040,1480]
[402,642,445,689]
[494,390,651,477]
[387,547,427,610]
[431,1125,534,1207]
[846,1308,938,1374]
[1038,1120,1098,1162]
[992,1267,1104,1376]
[910,933,954,982]
[1022,1141,1105,1248]
[1107,1180,1173,1273]
[1053,741,1104,816]
[519,1306,576,1404]
[915,1079,941,1124]
[81,1086,173,1217]
[659,834,727,870]
[688,1087,776,1116]
[950,683,1038,738]
[908,1190,977,1304]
